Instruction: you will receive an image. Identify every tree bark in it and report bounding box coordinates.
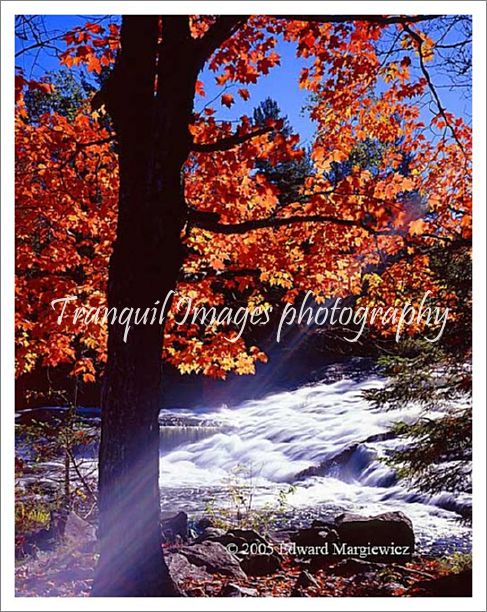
[92,16,199,597]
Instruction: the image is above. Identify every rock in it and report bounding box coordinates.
[194,527,226,543]
[240,551,281,577]
[211,528,268,547]
[331,558,380,577]
[410,570,472,597]
[288,525,340,571]
[291,570,320,596]
[212,529,282,576]
[334,511,414,562]
[179,541,246,579]
[161,511,188,543]
[219,583,258,597]
[295,443,374,481]
[295,570,319,589]
[382,581,406,596]
[364,431,396,444]
[196,516,214,531]
[291,526,339,550]
[64,511,96,546]
[311,518,335,530]
[167,552,212,585]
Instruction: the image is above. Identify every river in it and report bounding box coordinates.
[157,373,471,555]
[16,368,472,556]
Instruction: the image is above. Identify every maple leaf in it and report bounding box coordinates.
[409,219,428,236]
[238,88,250,101]
[87,54,102,74]
[195,80,205,96]
[221,93,234,108]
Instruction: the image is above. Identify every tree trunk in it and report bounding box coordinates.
[92,16,199,596]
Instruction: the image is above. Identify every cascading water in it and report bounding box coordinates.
[159,375,471,554]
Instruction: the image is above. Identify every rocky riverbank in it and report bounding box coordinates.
[15,508,472,597]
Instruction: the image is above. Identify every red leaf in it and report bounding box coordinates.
[238,88,250,101]
[221,93,234,108]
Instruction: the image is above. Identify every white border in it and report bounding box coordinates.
[1,2,486,611]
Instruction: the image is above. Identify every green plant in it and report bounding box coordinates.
[203,463,296,534]
[438,551,472,574]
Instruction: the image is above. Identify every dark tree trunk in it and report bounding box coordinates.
[92,16,200,597]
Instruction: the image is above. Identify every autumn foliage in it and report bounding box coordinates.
[15,16,472,383]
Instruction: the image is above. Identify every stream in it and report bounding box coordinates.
[16,367,472,556]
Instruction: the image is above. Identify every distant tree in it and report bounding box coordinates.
[24,69,94,122]
[253,97,313,206]
[364,244,472,518]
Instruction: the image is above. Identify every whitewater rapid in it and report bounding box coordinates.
[158,375,471,553]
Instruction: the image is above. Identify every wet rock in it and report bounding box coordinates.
[334,511,414,562]
[161,511,188,543]
[364,431,396,443]
[295,443,374,481]
[219,583,258,597]
[179,541,246,579]
[311,518,335,530]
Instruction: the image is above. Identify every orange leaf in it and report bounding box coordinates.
[195,80,205,96]
[238,88,250,101]
[221,93,234,108]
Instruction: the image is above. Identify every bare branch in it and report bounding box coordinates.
[273,15,442,25]
[402,23,467,156]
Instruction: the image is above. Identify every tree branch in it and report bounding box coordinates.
[273,15,442,25]
[192,126,273,152]
[180,267,260,283]
[402,23,467,156]
[195,16,249,59]
[191,213,372,234]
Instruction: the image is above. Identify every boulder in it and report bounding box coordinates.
[207,529,282,576]
[219,583,258,597]
[166,552,213,585]
[240,551,281,577]
[161,511,188,543]
[196,516,214,531]
[194,527,226,543]
[291,526,339,550]
[179,541,246,579]
[334,511,414,562]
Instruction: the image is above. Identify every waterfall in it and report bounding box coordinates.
[159,375,471,553]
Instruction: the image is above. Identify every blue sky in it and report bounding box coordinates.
[15,15,471,145]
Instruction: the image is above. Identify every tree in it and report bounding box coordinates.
[252,97,313,206]
[363,243,472,519]
[15,15,471,596]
